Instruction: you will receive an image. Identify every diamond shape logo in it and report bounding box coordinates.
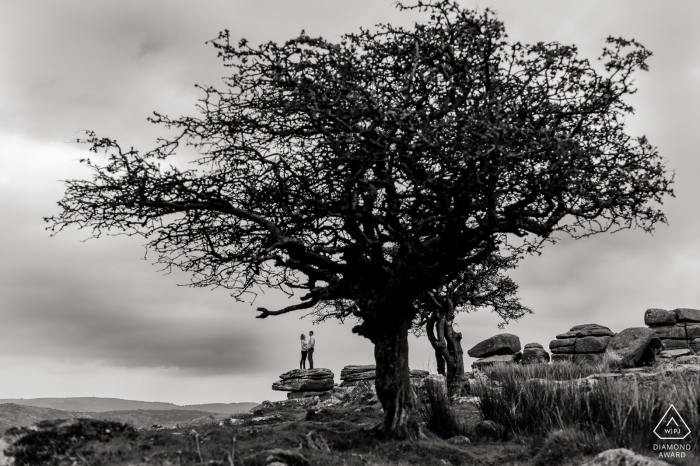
[654,405,691,440]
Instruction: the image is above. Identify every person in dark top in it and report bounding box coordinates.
[307,331,315,369]
[300,334,308,369]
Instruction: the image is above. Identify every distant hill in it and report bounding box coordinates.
[0,397,258,414]
[0,403,232,433]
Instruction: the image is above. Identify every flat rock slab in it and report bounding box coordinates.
[674,308,700,323]
[472,354,519,369]
[605,327,654,367]
[286,390,331,399]
[467,333,521,358]
[524,342,543,350]
[651,324,686,340]
[645,308,676,326]
[659,339,689,350]
[550,338,576,349]
[272,378,334,392]
[557,324,614,339]
[659,348,692,358]
[574,336,612,353]
[339,365,375,378]
[279,368,334,380]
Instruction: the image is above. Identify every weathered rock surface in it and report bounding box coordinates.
[286,390,332,400]
[574,336,612,353]
[521,344,550,365]
[467,333,521,358]
[658,339,688,350]
[659,348,692,358]
[691,338,700,353]
[556,324,614,339]
[472,354,519,369]
[581,448,669,466]
[339,365,375,379]
[605,327,655,367]
[644,308,677,326]
[550,338,576,349]
[272,378,334,392]
[686,323,700,339]
[651,324,686,340]
[673,308,700,323]
[279,368,334,380]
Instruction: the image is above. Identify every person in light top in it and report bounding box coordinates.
[307,331,315,369]
[300,334,308,369]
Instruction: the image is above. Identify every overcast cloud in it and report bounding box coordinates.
[0,0,699,404]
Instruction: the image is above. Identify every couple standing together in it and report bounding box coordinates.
[300,331,315,369]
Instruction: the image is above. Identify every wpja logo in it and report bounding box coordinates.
[653,405,692,459]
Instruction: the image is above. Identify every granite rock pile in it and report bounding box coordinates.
[549,324,614,365]
[521,343,550,365]
[339,365,428,387]
[645,308,700,354]
[271,368,335,399]
[468,333,522,369]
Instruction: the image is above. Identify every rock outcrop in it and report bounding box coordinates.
[338,365,428,387]
[271,368,335,399]
[605,327,661,367]
[521,342,550,365]
[549,324,614,365]
[467,333,521,358]
[645,308,700,355]
[468,334,522,369]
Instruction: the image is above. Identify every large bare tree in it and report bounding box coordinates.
[46,1,673,438]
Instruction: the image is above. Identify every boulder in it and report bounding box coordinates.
[658,339,689,350]
[279,368,334,380]
[574,336,612,353]
[340,371,376,382]
[686,323,700,339]
[691,338,700,353]
[447,435,471,446]
[473,420,504,440]
[604,328,655,367]
[472,354,519,369]
[644,308,677,326]
[651,324,686,340]
[467,333,521,358]
[673,308,700,323]
[272,378,334,392]
[524,342,543,350]
[521,346,550,365]
[556,324,614,339]
[582,448,669,466]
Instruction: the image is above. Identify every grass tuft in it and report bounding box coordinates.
[418,377,468,439]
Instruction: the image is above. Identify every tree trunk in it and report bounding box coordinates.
[353,300,419,439]
[426,309,466,398]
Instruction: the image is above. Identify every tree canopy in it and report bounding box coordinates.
[46,1,673,438]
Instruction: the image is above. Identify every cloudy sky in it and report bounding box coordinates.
[0,0,698,405]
